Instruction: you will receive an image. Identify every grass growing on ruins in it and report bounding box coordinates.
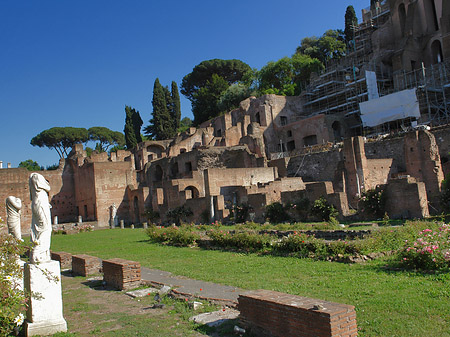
[51,228,450,337]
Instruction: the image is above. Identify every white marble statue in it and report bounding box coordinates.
[29,172,52,264]
[6,196,22,240]
[110,203,118,227]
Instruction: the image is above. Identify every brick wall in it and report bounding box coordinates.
[51,251,72,269]
[238,289,357,337]
[103,258,141,290]
[72,254,102,276]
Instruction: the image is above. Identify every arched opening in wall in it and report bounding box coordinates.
[332,121,342,142]
[303,135,318,147]
[134,196,140,223]
[431,40,443,64]
[169,162,179,179]
[255,112,261,125]
[153,165,163,182]
[185,186,199,199]
[399,3,407,36]
[147,145,164,159]
[424,0,439,31]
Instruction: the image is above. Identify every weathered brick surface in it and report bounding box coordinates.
[72,254,102,276]
[51,251,72,269]
[238,289,357,337]
[102,258,141,290]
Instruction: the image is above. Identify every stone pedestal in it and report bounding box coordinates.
[24,260,67,336]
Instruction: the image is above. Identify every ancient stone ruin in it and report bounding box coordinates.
[1,0,450,232]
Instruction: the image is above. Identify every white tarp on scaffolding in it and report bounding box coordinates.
[365,70,379,100]
[359,88,420,127]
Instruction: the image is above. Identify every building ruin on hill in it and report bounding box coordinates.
[1,0,450,233]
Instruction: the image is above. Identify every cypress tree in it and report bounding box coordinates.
[171,81,181,131]
[132,108,143,144]
[144,78,175,140]
[344,6,358,46]
[124,105,140,149]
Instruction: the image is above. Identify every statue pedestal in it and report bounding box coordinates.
[24,261,67,336]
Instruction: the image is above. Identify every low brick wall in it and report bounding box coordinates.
[72,254,102,276]
[238,289,357,337]
[102,258,141,290]
[51,251,72,269]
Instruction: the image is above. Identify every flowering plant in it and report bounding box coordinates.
[77,224,94,233]
[400,224,450,270]
[0,218,28,336]
[358,186,386,219]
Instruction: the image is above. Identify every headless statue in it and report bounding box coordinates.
[29,173,52,264]
[6,196,22,240]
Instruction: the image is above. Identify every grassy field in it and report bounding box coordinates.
[51,228,450,337]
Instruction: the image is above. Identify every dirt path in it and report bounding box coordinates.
[61,272,211,336]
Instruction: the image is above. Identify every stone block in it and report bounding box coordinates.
[51,251,72,269]
[103,258,141,290]
[24,261,67,336]
[72,254,102,276]
[238,289,357,337]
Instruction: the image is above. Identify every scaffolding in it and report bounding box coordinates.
[393,59,450,126]
[301,0,450,134]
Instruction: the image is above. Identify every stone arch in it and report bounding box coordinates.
[184,186,200,199]
[431,39,443,64]
[153,165,163,182]
[147,144,165,159]
[332,121,342,142]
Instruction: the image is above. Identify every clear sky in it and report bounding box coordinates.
[0,0,367,168]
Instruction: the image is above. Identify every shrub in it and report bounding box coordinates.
[310,197,338,221]
[440,173,450,213]
[288,196,310,221]
[166,205,193,225]
[265,202,290,223]
[234,203,253,224]
[143,207,160,223]
[273,232,360,259]
[0,220,27,336]
[208,229,271,252]
[146,225,199,247]
[359,186,386,219]
[400,224,450,270]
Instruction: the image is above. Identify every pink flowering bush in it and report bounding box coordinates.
[400,224,450,270]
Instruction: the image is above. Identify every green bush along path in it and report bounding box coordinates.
[51,229,450,337]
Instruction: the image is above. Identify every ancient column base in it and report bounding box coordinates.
[24,260,67,336]
[25,319,67,337]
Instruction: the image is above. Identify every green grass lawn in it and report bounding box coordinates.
[51,229,450,337]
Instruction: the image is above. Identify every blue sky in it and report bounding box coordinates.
[0,0,366,168]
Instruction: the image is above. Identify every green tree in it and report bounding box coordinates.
[144,78,176,140]
[178,117,193,133]
[88,127,125,152]
[218,83,253,112]
[191,74,229,124]
[295,30,346,65]
[18,159,42,171]
[181,59,252,125]
[257,54,323,96]
[124,106,143,150]
[30,127,89,158]
[344,6,358,45]
[171,81,181,131]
